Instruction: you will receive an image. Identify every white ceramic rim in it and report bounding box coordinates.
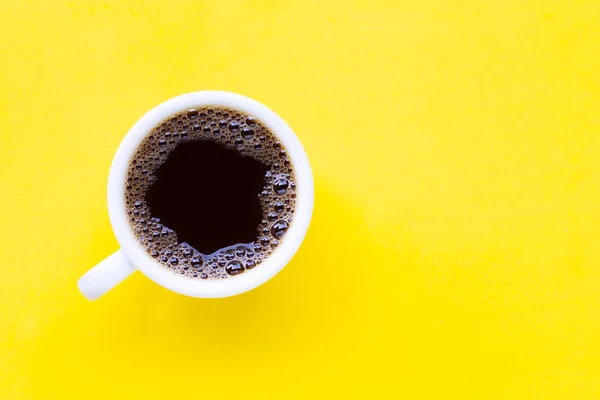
[107,91,314,298]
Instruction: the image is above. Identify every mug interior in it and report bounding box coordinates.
[107,91,314,298]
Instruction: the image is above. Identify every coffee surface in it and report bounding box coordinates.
[125,106,297,279]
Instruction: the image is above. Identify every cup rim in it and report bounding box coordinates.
[107,91,314,298]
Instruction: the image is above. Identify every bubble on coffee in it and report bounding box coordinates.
[124,106,297,280]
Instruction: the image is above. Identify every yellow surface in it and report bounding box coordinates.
[1,0,600,398]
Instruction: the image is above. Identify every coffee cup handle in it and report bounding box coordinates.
[77,250,137,301]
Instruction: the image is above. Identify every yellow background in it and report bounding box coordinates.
[1,0,600,398]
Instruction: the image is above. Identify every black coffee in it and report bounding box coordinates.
[125,106,297,279]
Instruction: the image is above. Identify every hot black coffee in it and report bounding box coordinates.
[125,106,297,279]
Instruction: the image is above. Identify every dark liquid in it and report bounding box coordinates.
[124,106,297,280]
[145,140,267,254]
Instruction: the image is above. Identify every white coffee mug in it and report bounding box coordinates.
[78,91,314,300]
